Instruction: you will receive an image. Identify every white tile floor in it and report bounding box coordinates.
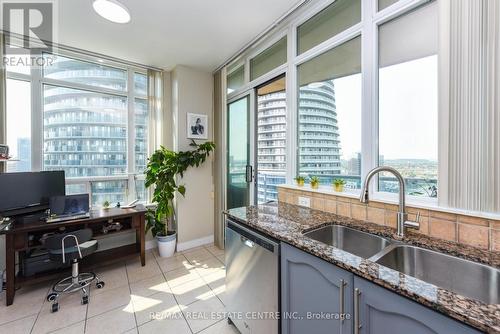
[0,244,238,334]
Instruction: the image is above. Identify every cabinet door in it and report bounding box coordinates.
[354,277,482,334]
[281,243,353,334]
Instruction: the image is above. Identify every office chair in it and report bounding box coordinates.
[45,228,105,312]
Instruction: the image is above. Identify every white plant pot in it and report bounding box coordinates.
[157,232,177,258]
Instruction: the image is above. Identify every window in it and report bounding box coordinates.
[378,2,438,198]
[43,85,128,177]
[44,54,127,91]
[378,0,399,11]
[5,79,31,172]
[297,0,361,55]
[227,64,244,94]
[5,51,151,206]
[257,76,286,203]
[250,37,287,81]
[297,36,362,189]
[134,98,148,173]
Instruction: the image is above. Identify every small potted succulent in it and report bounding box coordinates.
[294,176,305,187]
[310,176,320,189]
[333,178,346,192]
[102,200,111,210]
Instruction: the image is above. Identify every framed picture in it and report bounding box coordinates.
[0,144,9,159]
[187,113,208,140]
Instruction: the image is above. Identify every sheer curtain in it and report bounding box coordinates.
[441,0,500,213]
[147,69,164,152]
[0,34,6,173]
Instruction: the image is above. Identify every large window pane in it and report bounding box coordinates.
[378,0,399,11]
[6,79,31,172]
[250,37,287,81]
[135,98,148,173]
[227,65,244,94]
[297,0,361,55]
[91,180,128,207]
[257,76,286,203]
[378,2,438,198]
[43,54,127,91]
[134,73,147,96]
[297,36,362,189]
[43,85,127,177]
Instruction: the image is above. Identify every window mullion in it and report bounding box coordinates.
[31,51,43,172]
[361,0,378,196]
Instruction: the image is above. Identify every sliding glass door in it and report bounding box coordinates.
[227,95,253,209]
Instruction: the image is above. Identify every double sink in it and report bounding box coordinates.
[303,225,500,305]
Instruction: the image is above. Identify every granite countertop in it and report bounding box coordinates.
[224,201,500,333]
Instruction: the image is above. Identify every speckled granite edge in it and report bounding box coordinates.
[224,202,500,333]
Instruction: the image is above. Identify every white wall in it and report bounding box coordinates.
[170,66,215,250]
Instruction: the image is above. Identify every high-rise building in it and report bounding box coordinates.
[256,80,340,202]
[298,81,340,180]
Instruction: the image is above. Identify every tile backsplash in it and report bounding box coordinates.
[277,185,499,251]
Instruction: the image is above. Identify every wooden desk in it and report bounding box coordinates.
[0,206,147,306]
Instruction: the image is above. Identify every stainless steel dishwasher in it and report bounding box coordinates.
[225,219,279,334]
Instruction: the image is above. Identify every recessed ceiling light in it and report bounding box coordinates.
[93,0,131,24]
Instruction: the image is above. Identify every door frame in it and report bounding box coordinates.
[226,89,257,208]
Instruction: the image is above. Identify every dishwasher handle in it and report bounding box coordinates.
[227,220,278,254]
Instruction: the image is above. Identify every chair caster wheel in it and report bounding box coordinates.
[47,292,58,302]
[81,295,89,305]
[51,303,59,313]
[96,281,105,289]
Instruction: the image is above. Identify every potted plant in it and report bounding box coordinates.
[333,178,346,192]
[294,176,305,187]
[310,176,320,189]
[102,200,110,210]
[145,140,215,258]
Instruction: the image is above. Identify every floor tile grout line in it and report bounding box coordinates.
[159,263,194,334]
[125,259,140,332]
[29,286,53,334]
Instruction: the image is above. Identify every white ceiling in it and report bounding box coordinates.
[57,0,300,71]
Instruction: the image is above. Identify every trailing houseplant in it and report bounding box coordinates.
[310,176,320,189]
[145,140,215,257]
[333,178,346,192]
[294,176,305,187]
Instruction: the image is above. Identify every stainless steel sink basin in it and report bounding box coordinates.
[375,245,500,304]
[303,225,392,259]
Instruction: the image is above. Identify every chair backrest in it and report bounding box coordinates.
[44,228,93,251]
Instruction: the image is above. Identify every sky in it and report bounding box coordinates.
[335,55,438,161]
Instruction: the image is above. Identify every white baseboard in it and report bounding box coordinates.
[177,235,214,252]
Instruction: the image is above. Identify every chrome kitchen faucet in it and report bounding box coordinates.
[360,166,420,237]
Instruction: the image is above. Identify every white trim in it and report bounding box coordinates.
[177,235,215,252]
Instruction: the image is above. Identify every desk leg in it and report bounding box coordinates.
[137,215,145,267]
[5,234,15,306]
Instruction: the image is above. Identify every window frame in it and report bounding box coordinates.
[224,0,438,207]
[5,47,151,206]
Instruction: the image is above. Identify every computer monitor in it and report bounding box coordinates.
[0,171,66,217]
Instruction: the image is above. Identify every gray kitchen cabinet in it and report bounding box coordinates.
[281,242,353,334]
[353,276,482,334]
[282,243,482,334]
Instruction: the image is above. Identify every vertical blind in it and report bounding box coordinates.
[445,0,500,213]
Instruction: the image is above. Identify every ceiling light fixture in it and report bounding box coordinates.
[93,0,131,24]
